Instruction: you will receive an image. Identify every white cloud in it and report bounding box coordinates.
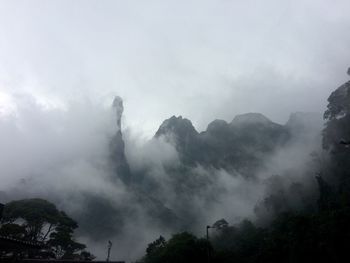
[0,0,349,135]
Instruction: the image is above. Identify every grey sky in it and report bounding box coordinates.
[0,0,350,136]
[1,2,349,259]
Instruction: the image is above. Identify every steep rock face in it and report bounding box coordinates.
[76,97,180,240]
[155,115,198,142]
[324,80,350,121]
[109,98,180,222]
[78,97,134,239]
[109,96,132,184]
[322,74,350,199]
[154,113,292,177]
[323,80,350,151]
[155,116,200,166]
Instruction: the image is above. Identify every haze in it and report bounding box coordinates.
[1,1,350,261]
[1,0,350,135]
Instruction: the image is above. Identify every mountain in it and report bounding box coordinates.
[75,97,181,240]
[104,104,322,238]
[231,112,272,126]
[155,116,200,166]
[154,113,294,176]
[109,96,132,184]
[155,115,198,139]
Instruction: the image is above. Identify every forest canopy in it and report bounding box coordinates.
[0,198,94,260]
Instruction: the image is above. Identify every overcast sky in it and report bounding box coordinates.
[0,0,350,136]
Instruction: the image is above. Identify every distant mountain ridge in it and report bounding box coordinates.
[102,99,323,237]
[154,112,322,176]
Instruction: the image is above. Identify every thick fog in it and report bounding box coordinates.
[0,0,349,261]
[0,92,323,261]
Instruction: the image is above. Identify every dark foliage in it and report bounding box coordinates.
[141,73,350,263]
[0,198,92,260]
[141,232,210,263]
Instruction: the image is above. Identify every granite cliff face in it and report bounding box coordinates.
[109,96,132,184]
[77,97,180,240]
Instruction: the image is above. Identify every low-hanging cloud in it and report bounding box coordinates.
[0,0,348,261]
[1,0,350,135]
[0,89,325,262]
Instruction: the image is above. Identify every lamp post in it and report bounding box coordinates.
[206,225,212,263]
[206,219,229,263]
[106,240,112,262]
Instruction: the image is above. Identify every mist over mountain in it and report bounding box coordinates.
[0,1,350,262]
[84,99,323,257]
[0,92,323,260]
[153,111,321,177]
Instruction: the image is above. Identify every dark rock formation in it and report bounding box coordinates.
[154,113,292,177]
[109,96,132,184]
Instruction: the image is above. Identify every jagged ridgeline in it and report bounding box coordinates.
[154,112,321,177]
[155,114,288,177]
[139,69,350,263]
[75,94,322,240]
[109,97,321,184]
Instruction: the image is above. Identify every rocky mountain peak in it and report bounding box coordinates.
[155,115,198,139]
[109,96,131,184]
[231,113,272,126]
[206,119,229,134]
[112,96,124,130]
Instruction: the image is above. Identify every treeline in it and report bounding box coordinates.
[0,198,94,260]
[140,72,350,263]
